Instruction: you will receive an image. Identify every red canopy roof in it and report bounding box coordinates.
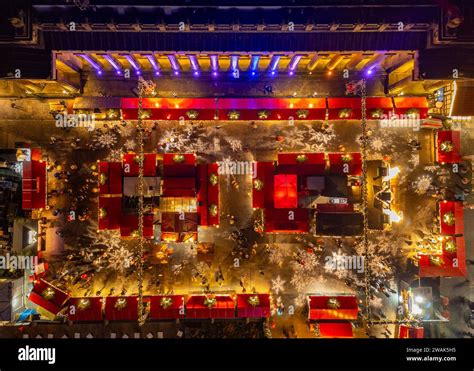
[328,152,362,176]
[277,153,326,175]
[162,177,196,197]
[104,296,138,321]
[122,153,156,177]
[318,322,354,338]
[67,297,103,322]
[393,96,429,118]
[439,201,464,235]
[419,236,467,277]
[265,208,309,233]
[28,279,70,315]
[99,162,123,194]
[22,160,46,210]
[308,295,358,320]
[274,174,298,209]
[163,153,196,166]
[327,98,362,120]
[120,213,154,238]
[185,295,235,319]
[252,162,275,209]
[436,131,461,164]
[146,295,185,320]
[236,294,271,318]
[399,325,424,338]
[98,196,122,230]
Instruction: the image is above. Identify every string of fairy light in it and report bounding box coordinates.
[359,79,372,323]
[136,77,150,326]
[356,80,419,329]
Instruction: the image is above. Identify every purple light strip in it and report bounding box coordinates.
[102,54,123,74]
[269,55,281,71]
[250,55,260,71]
[288,55,302,71]
[210,55,219,71]
[230,55,239,71]
[124,55,141,72]
[188,55,200,71]
[167,55,181,71]
[145,54,161,72]
[77,54,102,72]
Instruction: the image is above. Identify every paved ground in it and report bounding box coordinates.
[0,95,472,338]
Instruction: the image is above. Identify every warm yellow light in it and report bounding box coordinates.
[383,209,402,223]
[383,166,400,181]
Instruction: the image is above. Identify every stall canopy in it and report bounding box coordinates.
[419,236,467,277]
[277,153,326,175]
[436,131,461,164]
[146,295,185,320]
[67,297,103,322]
[439,201,464,235]
[366,97,394,119]
[104,296,138,321]
[399,325,424,338]
[122,153,156,177]
[120,213,154,238]
[163,153,196,177]
[308,295,358,320]
[237,294,271,318]
[99,162,123,194]
[265,208,309,233]
[318,322,354,338]
[393,96,429,119]
[327,97,362,120]
[22,160,46,210]
[98,196,122,230]
[274,174,298,209]
[185,295,235,319]
[252,162,275,209]
[328,153,362,176]
[28,279,70,315]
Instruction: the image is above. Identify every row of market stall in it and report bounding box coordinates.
[98,153,220,241]
[28,279,423,338]
[252,152,364,235]
[419,200,466,277]
[76,96,429,122]
[29,279,270,321]
[418,127,466,277]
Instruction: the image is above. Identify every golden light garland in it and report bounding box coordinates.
[248,295,260,307]
[78,298,91,310]
[296,154,307,163]
[327,297,341,309]
[160,297,173,309]
[41,287,55,300]
[209,173,218,186]
[253,179,264,191]
[114,297,128,310]
[172,154,185,163]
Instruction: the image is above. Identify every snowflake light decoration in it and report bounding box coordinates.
[413,175,433,195]
[123,139,136,151]
[271,276,286,295]
[105,245,133,273]
[93,132,118,149]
